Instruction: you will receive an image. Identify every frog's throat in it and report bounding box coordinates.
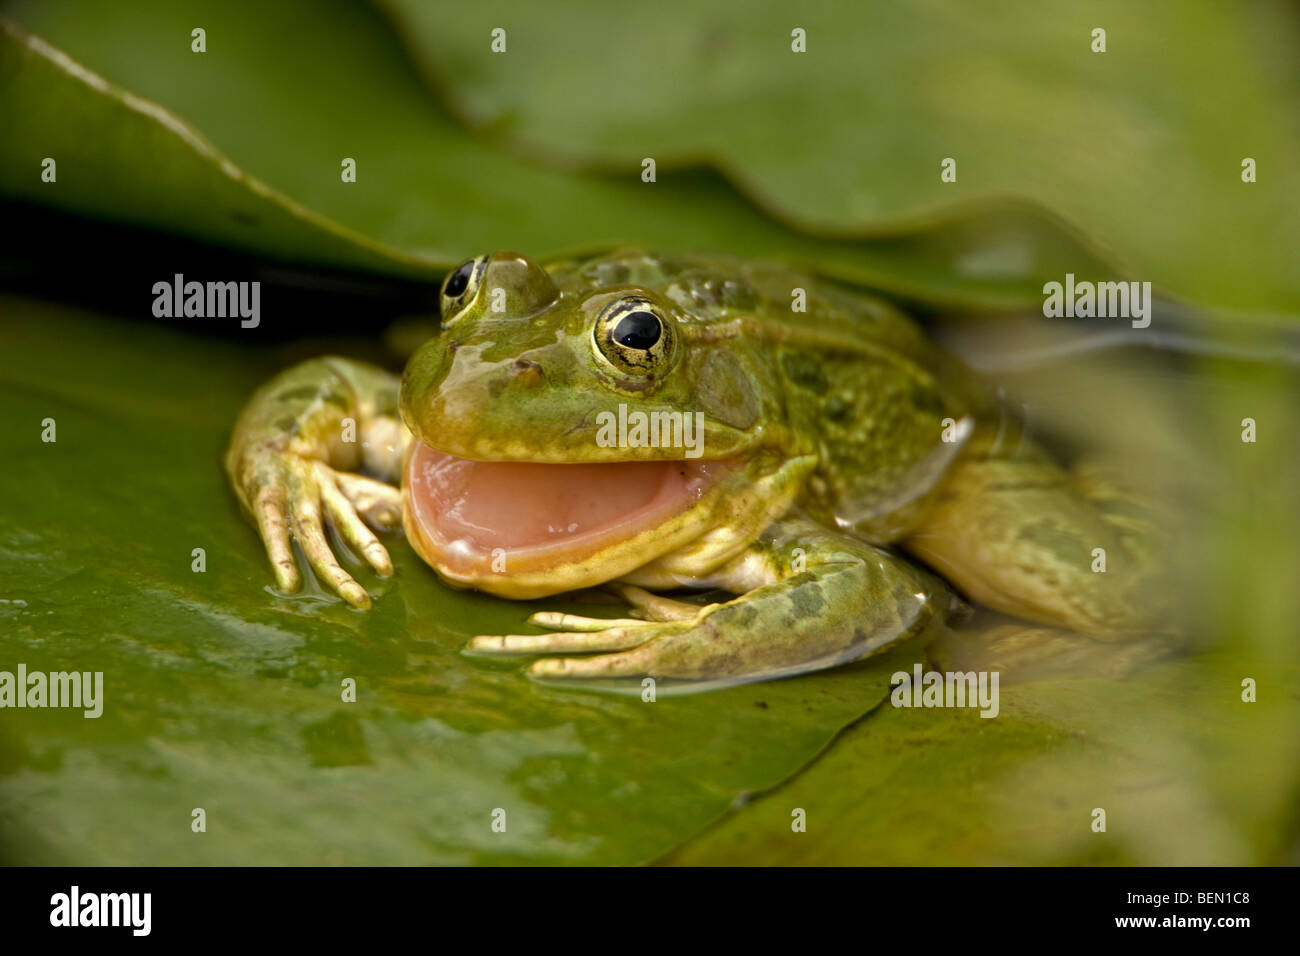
[402,440,756,599]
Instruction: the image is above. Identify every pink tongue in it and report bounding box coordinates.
[407,442,724,560]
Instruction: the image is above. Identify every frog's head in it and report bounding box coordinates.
[399,251,806,598]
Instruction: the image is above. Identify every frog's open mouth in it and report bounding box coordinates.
[403,440,734,595]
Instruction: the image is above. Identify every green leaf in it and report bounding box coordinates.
[0,0,1114,309]
[379,0,1300,317]
[664,659,1300,865]
[0,295,930,865]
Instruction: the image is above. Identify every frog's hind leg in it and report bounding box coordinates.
[901,450,1167,640]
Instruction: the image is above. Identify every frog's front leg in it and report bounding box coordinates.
[466,518,946,680]
[226,357,408,607]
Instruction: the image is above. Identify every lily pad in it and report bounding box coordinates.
[664,658,1300,865]
[0,295,932,865]
[0,0,1114,309]
[379,0,1300,317]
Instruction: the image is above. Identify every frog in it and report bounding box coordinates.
[225,249,1158,682]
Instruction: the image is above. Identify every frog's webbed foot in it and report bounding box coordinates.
[465,520,944,681]
[246,456,401,609]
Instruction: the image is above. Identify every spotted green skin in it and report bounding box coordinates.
[227,249,1158,682]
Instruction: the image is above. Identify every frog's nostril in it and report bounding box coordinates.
[513,358,545,388]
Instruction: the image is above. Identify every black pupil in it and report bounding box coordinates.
[444,262,473,298]
[612,310,661,350]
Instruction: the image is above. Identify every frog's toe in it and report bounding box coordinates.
[252,486,300,593]
[315,463,394,577]
[335,471,403,531]
[614,585,703,622]
[299,520,372,609]
[287,479,372,610]
[526,611,647,631]
[528,647,658,679]
[466,623,665,656]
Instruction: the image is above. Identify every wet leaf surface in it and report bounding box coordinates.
[664,660,1300,865]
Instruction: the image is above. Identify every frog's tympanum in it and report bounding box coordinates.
[227,250,1157,681]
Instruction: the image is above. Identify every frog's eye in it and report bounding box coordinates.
[440,255,488,323]
[593,296,677,379]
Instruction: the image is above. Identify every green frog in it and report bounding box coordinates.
[226,249,1156,681]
